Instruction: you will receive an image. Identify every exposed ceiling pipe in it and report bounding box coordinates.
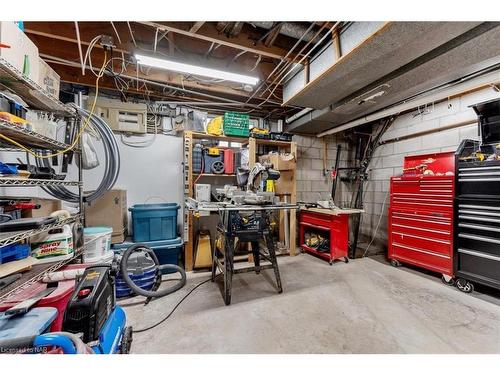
[285,107,313,124]
[317,69,500,137]
[250,22,319,42]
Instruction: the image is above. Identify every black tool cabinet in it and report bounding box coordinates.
[454,98,500,293]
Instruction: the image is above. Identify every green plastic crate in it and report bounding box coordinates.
[223,112,249,137]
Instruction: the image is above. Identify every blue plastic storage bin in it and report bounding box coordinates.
[129,203,180,242]
[0,243,30,264]
[112,237,183,274]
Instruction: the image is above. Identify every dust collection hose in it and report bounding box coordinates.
[120,243,187,299]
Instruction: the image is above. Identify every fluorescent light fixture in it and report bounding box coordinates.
[135,54,259,85]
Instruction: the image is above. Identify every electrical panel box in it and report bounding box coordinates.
[88,97,147,134]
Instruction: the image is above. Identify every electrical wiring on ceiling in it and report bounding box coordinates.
[242,22,319,107]
[246,22,340,112]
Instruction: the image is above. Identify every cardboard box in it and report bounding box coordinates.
[37,58,60,99]
[260,153,296,171]
[111,231,126,245]
[85,190,128,235]
[22,198,62,218]
[0,22,39,82]
[274,170,295,195]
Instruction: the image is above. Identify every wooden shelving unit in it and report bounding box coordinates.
[183,131,244,271]
[247,137,298,256]
[183,132,298,270]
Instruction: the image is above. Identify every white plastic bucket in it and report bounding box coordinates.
[83,227,112,261]
[84,250,115,264]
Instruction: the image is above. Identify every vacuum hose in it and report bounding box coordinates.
[119,243,186,299]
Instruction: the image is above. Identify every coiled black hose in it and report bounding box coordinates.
[36,104,121,203]
[120,243,186,299]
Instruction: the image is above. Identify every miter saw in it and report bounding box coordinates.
[230,162,280,205]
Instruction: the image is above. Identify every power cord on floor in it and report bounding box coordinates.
[132,275,218,334]
[362,189,390,258]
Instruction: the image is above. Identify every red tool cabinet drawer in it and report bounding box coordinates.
[390,225,452,255]
[389,242,452,274]
[300,211,334,227]
[391,209,452,228]
[391,176,454,212]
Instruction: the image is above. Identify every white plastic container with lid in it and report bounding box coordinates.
[83,227,112,262]
[84,250,115,264]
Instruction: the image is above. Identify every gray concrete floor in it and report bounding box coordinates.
[122,254,500,354]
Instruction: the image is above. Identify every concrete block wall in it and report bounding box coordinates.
[360,87,500,255]
[294,134,356,205]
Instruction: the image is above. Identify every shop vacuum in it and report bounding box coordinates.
[0,244,186,354]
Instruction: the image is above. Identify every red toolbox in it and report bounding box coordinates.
[299,208,350,265]
[0,264,87,331]
[388,152,455,281]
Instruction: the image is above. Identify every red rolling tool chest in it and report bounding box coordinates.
[299,208,350,265]
[388,152,455,282]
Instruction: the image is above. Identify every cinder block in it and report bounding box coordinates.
[312,182,331,193]
[295,135,312,147]
[301,147,321,159]
[459,89,500,110]
[382,154,404,169]
[310,137,324,149]
[418,98,460,122]
[420,129,460,149]
[439,110,476,128]
[370,156,384,169]
[369,167,394,181]
[375,143,394,157]
[301,169,324,181]
[297,180,312,192]
[297,158,312,170]
[364,191,389,204]
[393,138,423,154]
[406,118,440,136]
[311,158,324,170]
[459,124,479,141]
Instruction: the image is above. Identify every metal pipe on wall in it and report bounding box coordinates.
[317,69,500,138]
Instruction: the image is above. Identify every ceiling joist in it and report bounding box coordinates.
[138,21,294,61]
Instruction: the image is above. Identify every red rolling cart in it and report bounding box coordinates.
[299,208,357,265]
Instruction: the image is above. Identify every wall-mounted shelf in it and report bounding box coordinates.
[0,214,83,247]
[188,131,247,144]
[244,138,293,147]
[0,119,75,151]
[0,58,74,117]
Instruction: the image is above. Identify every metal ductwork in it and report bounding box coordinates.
[249,22,318,42]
